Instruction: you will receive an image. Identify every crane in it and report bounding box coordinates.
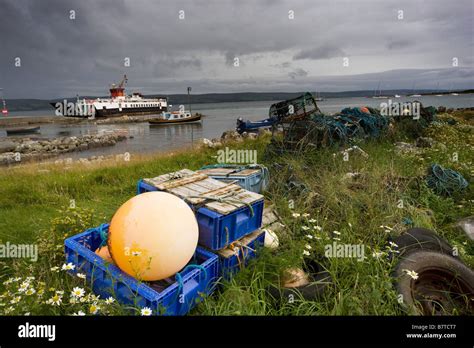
[118,74,128,88]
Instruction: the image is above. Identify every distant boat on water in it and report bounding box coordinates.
[6,126,40,135]
[371,81,389,99]
[408,81,422,97]
[1,88,8,115]
[314,91,324,101]
[149,110,201,125]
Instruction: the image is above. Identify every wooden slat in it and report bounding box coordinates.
[144,168,264,215]
[216,230,263,258]
[156,173,208,190]
[198,168,260,177]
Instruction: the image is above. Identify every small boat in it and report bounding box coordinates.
[149,111,201,125]
[394,94,401,98]
[1,92,8,115]
[236,117,277,134]
[6,126,40,135]
[314,91,324,101]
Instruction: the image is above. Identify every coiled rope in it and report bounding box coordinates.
[426,163,468,196]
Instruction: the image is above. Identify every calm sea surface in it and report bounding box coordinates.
[2,94,473,159]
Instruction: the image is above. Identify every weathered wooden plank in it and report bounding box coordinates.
[194,177,228,190]
[199,168,260,177]
[145,169,195,186]
[216,230,262,258]
[156,173,208,190]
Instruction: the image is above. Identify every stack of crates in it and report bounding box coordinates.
[64,224,219,316]
[137,169,266,282]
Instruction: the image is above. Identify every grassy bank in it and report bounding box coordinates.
[0,111,472,316]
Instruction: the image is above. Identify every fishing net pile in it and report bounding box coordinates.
[279,106,390,150]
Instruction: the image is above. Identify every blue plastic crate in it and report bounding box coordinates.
[64,224,219,316]
[216,229,265,280]
[136,179,264,250]
[197,165,269,193]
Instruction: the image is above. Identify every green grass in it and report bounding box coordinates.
[0,112,472,316]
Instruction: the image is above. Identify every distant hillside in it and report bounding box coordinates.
[3,89,472,112]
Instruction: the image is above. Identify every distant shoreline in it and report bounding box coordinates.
[4,90,473,113]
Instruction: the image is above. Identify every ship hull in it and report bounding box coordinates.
[50,103,167,118]
[95,106,166,118]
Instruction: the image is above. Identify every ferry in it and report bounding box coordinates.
[51,75,168,118]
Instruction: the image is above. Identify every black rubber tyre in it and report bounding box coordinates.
[393,227,457,258]
[394,250,474,315]
[267,259,332,303]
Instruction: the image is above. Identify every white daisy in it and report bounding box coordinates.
[372,251,384,259]
[89,303,100,314]
[404,269,419,280]
[105,297,115,304]
[71,287,85,298]
[76,273,86,279]
[141,307,152,316]
[47,294,62,306]
[303,250,311,256]
[61,263,75,271]
[10,296,21,304]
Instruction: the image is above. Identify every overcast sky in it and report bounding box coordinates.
[1,0,473,99]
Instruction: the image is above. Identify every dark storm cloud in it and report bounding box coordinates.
[288,68,308,79]
[0,0,472,98]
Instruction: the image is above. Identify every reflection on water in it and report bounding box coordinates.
[1,95,472,160]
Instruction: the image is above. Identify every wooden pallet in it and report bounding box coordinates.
[143,169,263,215]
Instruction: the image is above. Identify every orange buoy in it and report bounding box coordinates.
[108,191,199,281]
[95,245,114,263]
[360,107,370,113]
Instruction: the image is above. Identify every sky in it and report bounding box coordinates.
[0,0,473,99]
